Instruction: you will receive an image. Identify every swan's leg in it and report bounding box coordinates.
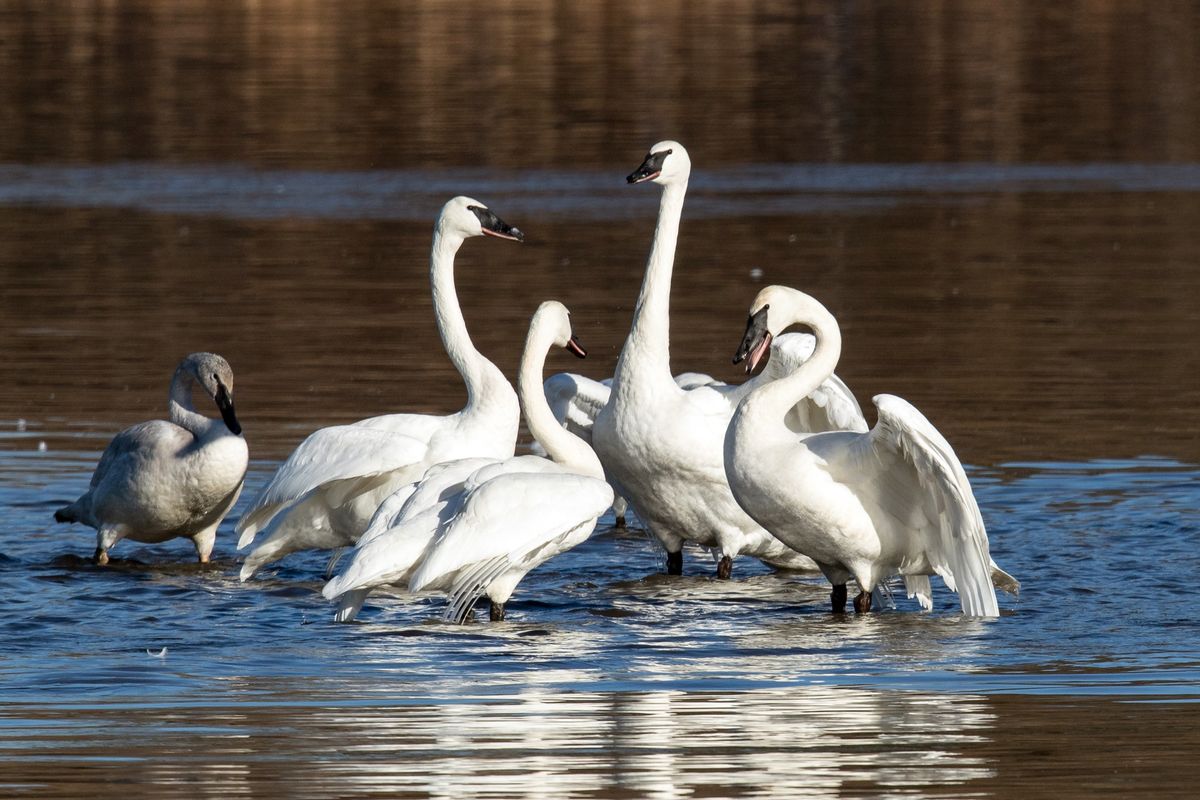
[831,583,847,612]
[854,590,872,614]
[192,527,217,564]
[489,600,506,622]
[666,550,683,575]
[716,555,733,580]
[94,525,123,566]
[613,496,628,528]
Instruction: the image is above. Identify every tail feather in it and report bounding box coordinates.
[332,588,370,623]
[54,505,76,524]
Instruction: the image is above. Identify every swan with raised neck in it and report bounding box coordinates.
[235,197,524,579]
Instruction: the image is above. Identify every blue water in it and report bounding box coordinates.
[4,162,1200,221]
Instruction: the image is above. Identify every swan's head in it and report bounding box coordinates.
[626,140,691,186]
[180,352,241,435]
[531,300,587,359]
[439,196,525,242]
[732,285,835,375]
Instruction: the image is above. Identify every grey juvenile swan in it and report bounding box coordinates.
[54,352,248,564]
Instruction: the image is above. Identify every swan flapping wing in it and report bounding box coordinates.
[408,469,614,595]
[236,425,429,547]
[826,394,1011,617]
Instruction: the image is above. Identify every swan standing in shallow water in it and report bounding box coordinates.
[724,285,1020,616]
[54,352,248,564]
[591,141,853,578]
[323,301,613,623]
[236,197,523,580]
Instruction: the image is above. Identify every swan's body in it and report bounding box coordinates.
[591,141,844,577]
[54,352,248,564]
[324,301,613,623]
[236,198,523,580]
[541,334,865,527]
[724,286,1020,616]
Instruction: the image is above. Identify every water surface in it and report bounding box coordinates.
[2,2,1199,797]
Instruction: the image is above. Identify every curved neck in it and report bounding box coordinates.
[743,306,843,431]
[518,334,605,479]
[613,178,688,386]
[167,371,216,438]
[430,229,512,414]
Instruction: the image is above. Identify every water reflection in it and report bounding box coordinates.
[0,686,996,799]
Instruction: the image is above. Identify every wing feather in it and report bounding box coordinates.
[825,395,1014,616]
[236,425,428,545]
[409,470,613,594]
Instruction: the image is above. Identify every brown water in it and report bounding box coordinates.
[2,2,1199,797]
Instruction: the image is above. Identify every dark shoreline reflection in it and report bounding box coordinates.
[1,1,1198,168]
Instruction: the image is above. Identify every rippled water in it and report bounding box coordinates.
[2,1,1200,797]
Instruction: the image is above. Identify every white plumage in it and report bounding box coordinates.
[236,197,524,580]
[323,301,613,623]
[724,285,1020,616]
[591,141,865,578]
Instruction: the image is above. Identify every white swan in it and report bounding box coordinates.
[54,352,248,564]
[591,141,837,578]
[540,334,865,526]
[724,285,1020,616]
[236,197,524,580]
[323,301,613,623]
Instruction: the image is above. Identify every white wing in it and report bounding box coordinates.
[357,457,497,548]
[321,506,449,602]
[408,468,614,596]
[236,425,429,547]
[767,333,868,434]
[541,372,611,446]
[821,394,1016,617]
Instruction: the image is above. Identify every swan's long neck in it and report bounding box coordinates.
[430,229,515,416]
[612,178,688,392]
[518,333,605,480]
[167,371,217,438]
[738,302,843,436]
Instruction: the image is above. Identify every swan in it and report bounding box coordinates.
[540,334,866,526]
[236,197,524,580]
[54,352,248,564]
[724,285,1020,616]
[323,301,613,623]
[590,141,842,578]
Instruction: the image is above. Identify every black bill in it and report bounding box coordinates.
[215,383,242,436]
[469,205,524,242]
[732,305,772,375]
[626,147,673,184]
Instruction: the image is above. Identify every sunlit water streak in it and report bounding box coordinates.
[4,163,1200,221]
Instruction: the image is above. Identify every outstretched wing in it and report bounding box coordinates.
[236,425,428,547]
[822,394,1015,617]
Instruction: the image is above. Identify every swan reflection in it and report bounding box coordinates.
[304,685,994,798]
